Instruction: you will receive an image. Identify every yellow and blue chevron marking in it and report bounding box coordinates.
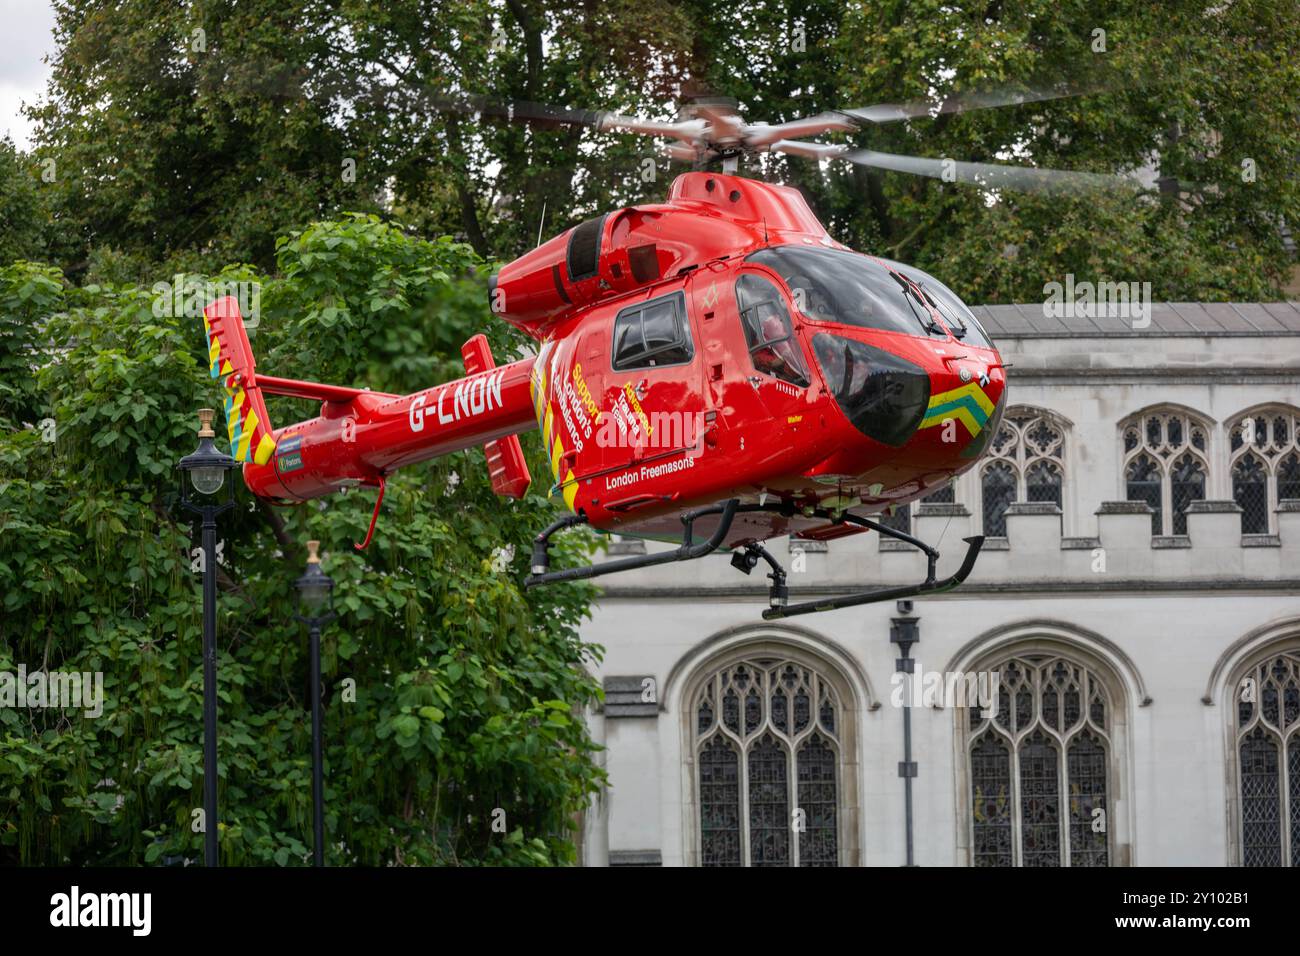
[202,315,277,466]
[919,382,995,438]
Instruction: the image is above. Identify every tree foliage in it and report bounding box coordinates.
[23,0,1300,298]
[29,0,370,275]
[0,139,49,266]
[0,219,604,865]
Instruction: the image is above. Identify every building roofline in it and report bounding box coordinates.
[970,301,1300,337]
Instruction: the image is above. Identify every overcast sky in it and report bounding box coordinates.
[0,0,57,149]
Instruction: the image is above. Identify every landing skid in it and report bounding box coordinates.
[524,500,984,619]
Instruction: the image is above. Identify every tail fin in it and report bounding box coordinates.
[201,296,277,465]
[462,334,532,498]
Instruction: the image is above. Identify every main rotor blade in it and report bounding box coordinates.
[414,91,603,127]
[599,115,708,144]
[750,80,1123,148]
[840,148,1140,196]
[414,91,703,143]
[839,82,1111,126]
[745,113,857,147]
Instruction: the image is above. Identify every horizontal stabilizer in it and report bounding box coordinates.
[256,375,381,404]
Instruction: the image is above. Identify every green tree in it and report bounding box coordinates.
[30,0,371,277]
[30,0,693,272]
[29,0,1298,295]
[821,0,1300,303]
[0,139,49,265]
[0,219,604,865]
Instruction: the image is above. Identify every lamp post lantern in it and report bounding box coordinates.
[178,408,238,867]
[295,541,336,867]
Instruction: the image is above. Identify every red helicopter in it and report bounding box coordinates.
[201,89,1133,618]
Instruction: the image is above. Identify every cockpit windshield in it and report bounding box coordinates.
[747,246,994,348]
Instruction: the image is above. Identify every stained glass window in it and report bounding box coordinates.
[695,658,843,866]
[699,735,741,866]
[1125,454,1162,535]
[748,734,789,866]
[978,407,1068,536]
[1121,408,1210,536]
[1233,454,1269,535]
[982,461,1016,537]
[923,482,956,504]
[1026,460,1063,507]
[1019,731,1061,867]
[967,654,1113,866]
[797,734,838,867]
[1280,453,1300,502]
[970,732,1013,866]
[1068,731,1110,867]
[876,504,911,534]
[1228,409,1300,535]
[1170,453,1206,535]
[1234,650,1300,866]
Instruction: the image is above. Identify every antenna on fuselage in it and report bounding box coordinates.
[535,200,547,248]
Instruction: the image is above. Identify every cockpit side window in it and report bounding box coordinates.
[611,291,695,370]
[735,274,811,387]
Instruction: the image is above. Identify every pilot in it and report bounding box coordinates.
[752,317,803,381]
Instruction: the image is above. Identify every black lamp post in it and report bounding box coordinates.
[178,408,238,867]
[295,541,335,867]
[891,603,920,867]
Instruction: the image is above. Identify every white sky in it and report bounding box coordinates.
[0,0,57,150]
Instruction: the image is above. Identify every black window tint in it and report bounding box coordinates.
[811,333,931,446]
[641,299,678,351]
[612,316,642,368]
[747,246,942,338]
[611,292,694,370]
[735,274,810,387]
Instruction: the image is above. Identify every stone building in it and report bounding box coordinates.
[578,301,1300,867]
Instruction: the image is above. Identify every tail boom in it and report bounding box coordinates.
[201,296,540,512]
[242,357,538,503]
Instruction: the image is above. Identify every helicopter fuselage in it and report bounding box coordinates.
[493,171,1008,547]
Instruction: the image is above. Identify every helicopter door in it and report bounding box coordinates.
[593,286,705,506]
[694,266,813,467]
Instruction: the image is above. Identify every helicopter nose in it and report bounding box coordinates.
[810,332,931,446]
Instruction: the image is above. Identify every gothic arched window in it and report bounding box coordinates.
[1233,649,1300,866]
[1229,408,1300,535]
[695,658,843,867]
[1121,409,1209,536]
[980,407,1066,536]
[982,462,1016,536]
[966,654,1114,867]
